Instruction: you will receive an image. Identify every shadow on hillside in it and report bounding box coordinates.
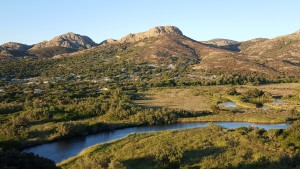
[131,102,164,109]
[121,149,300,169]
[27,128,56,139]
[122,147,226,169]
[182,147,226,167]
[122,156,155,169]
[203,43,241,52]
[231,154,300,169]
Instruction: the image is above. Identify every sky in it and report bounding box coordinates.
[1,0,300,45]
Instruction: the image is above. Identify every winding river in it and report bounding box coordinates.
[24,122,289,163]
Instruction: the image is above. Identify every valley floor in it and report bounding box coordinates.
[134,83,300,123]
[1,83,299,150]
[0,82,299,169]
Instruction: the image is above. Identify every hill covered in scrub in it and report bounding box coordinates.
[1,25,300,80]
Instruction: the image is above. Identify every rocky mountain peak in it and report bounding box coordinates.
[1,42,31,51]
[119,26,183,43]
[30,32,97,50]
[147,26,183,35]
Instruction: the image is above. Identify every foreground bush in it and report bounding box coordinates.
[0,149,57,169]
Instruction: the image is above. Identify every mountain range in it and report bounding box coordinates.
[1,26,300,78]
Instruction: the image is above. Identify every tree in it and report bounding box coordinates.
[226,87,238,95]
[242,88,265,99]
[152,142,183,169]
[210,105,220,113]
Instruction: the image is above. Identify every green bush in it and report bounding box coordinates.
[226,87,238,95]
[56,121,87,137]
[152,141,183,169]
[210,105,220,113]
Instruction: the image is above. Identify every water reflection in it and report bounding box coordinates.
[220,101,237,108]
[272,99,284,105]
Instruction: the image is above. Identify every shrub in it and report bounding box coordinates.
[241,88,271,104]
[226,87,238,95]
[72,155,125,169]
[56,121,87,137]
[242,88,265,99]
[152,142,183,169]
[210,105,220,113]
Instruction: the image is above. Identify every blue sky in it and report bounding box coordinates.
[1,0,300,45]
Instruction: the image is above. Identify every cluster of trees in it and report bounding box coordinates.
[241,88,272,106]
[132,108,178,125]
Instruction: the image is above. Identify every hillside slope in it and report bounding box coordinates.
[71,26,300,78]
[1,26,300,79]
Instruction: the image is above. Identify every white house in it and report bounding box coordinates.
[34,89,46,94]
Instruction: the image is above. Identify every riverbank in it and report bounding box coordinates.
[17,107,296,151]
[58,120,300,169]
[3,121,142,151]
[19,113,292,152]
[25,121,289,164]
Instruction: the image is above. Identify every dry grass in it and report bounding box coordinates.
[134,87,214,112]
[179,110,289,124]
[237,83,300,96]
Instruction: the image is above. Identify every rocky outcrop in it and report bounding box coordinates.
[202,39,240,51]
[202,39,239,47]
[100,38,117,45]
[118,26,183,43]
[1,42,31,51]
[0,47,10,56]
[30,32,97,50]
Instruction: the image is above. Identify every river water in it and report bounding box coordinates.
[24,121,289,163]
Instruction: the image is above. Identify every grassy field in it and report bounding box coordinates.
[179,111,289,124]
[58,121,300,169]
[134,88,214,112]
[134,83,300,123]
[248,83,300,96]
